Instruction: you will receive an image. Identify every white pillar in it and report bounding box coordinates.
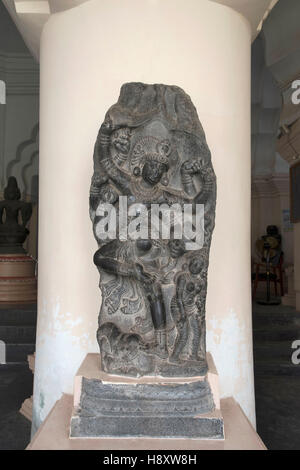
[33,0,256,432]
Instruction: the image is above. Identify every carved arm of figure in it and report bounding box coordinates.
[94,244,153,284]
[195,164,216,238]
[94,241,166,330]
[181,158,216,239]
[176,273,187,324]
[97,118,131,195]
[194,163,216,206]
[89,172,109,219]
[181,158,216,204]
[180,160,200,197]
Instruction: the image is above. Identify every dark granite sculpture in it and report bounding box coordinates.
[90,83,216,378]
[71,84,221,439]
[0,177,32,254]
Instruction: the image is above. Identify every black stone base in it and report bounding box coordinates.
[71,415,224,439]
[70,377,224,439]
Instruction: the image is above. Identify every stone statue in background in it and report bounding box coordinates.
[0,177,32,254]
[90,83,216,378]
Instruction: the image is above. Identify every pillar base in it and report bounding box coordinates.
[69,353,224,440]
[0,254,37,302]
[20,397,33,421]
[20,354,35,422]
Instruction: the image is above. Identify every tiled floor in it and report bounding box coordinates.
[0,363,32,450]
[0,304,36,450]
[253,302,300,450]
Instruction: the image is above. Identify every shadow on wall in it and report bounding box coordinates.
[6,123,39,201]
[2,124,40,259]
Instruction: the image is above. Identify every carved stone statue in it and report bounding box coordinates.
[0,177,32,254]
[70,83,221,439]
[90,83,216,378]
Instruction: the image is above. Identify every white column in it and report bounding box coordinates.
[33,0,256,432]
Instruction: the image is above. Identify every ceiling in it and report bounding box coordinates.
[3,0,279,60]
[211,0,279,38]
[252,0,300,175]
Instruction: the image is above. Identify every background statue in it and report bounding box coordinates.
[90,83,216,377]
[0,177,32,254]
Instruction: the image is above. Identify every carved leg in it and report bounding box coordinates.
[189,316,202,361]
[153,329,168,359]
[170,321,189,363]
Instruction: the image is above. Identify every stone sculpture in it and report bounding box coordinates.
[90,83,216,378]
[0,177,32,254]
[70,83,222,439]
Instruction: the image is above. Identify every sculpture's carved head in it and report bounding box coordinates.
[142,157,169,186]
[169,239,186,259]
[112,128,131,155]
[189,256,204,275]
[4,177,21,201]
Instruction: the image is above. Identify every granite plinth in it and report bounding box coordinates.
[70,353,224,439]
[27,394,266,450]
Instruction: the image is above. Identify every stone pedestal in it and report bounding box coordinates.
[0,254,37,302]
[70,353,224,440]
[27,394,266,450]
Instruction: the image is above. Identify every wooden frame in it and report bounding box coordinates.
[290,160,300,223]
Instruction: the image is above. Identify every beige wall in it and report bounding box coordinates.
[33,0,256,432]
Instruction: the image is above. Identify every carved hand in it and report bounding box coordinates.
[100,118,115,136]
[181,159,206,175]
[101,112,129,136]
[91,173,108,190]
[133,263,153,285]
